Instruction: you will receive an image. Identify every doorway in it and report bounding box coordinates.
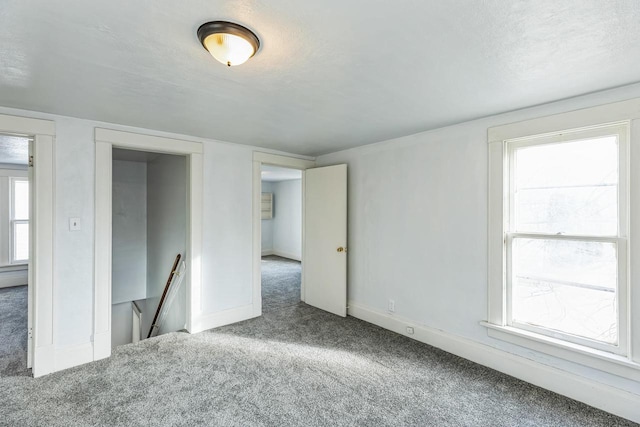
[260,165,302,312]
[94,128,204,360]
[0,133,30,376]
[252,153,314,316]
[110,148,188,349]
[253,153,348,318]
[0,114,54,378]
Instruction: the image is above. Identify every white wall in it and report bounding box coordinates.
[261,181,274,254]
[111,160,147,304]
[53,116,96,348]
[111,301,133,348]
[316,84,640,397]
[147,153,187,335]
[271,180,302,260]
[5,83,640,408]
[260,180,302,260]
[201,141,255,313]
[0,104,312,359]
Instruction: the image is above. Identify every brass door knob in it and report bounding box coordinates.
[337,247,346,253]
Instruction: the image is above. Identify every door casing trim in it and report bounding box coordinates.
[252,152,314,316]
[94,128,204,360]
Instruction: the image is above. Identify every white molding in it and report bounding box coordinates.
[487,101,640,370]
[253,152,315,169]
[300,172,306,303]
[482,322,640,382]
[0,113,55,136]
[631,119,640,363]
[488,98,640,142]
[54,342,94,372]
[271,250,301,262]
[487,139,505,326]
[186,153,204,333]
[252,161,263,317]
[32,344,54,378]
[0,264,28,271]
[93,332,110,361]
[0,269,28,288]
[94,141,112,361]
[0,168,28,177]
[191,304,255,334]
[0,163,28,170]
[252,154,315,317]
[31,133,57,376]
[94,128,204,363]
[0,114,56,378]
[95,128,203,154]
[348,302,640,423]
[261,249,274,256]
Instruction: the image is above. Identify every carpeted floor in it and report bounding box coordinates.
[0,262,636,426]
[0,285,29,377]
[261,255,301,313]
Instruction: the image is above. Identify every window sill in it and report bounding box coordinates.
[0,263,28,271]
[480,321,640,382]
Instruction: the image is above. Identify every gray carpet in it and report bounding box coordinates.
[0,285,29,377]
[261,255,301,313]
[0,263,636,426]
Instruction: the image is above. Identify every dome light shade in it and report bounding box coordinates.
[197,21,260,67]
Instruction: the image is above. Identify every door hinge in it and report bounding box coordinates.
[28,155,34,168]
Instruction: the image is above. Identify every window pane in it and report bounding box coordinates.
[14,222,29,261]
[13,180,29,220]
[512,238,617,344]
[514,137,618,235]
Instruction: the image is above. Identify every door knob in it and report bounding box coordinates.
[337,247,347,253]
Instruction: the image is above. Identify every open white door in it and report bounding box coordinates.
[303,164,347,317]
[26,140,33,369]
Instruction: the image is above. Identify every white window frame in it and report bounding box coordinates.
[485,98,640,381]
[9,176,29,264]
[505,124,628,355]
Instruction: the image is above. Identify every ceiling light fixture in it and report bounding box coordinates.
[197,21,260,67]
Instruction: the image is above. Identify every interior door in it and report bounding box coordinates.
[26,139,33,369]
[303,164,347,317]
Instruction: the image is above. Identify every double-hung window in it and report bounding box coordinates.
[486,99,640,375]
[10,177,29,264]
[506,124,627,354]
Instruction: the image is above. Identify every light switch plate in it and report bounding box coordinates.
[69,217,81,231]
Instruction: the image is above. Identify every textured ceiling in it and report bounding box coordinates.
[1,1,640,156]
[0,134,29,165]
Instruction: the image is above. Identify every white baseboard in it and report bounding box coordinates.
[93,331,111,361]
[40,306,255,375]
[348,302,640,424]
[271,250,301,261]
[0,269,28,288]
[54,342,94,372]
[190,304,256,334]
[261,249,301,261]
[33,344,55,378]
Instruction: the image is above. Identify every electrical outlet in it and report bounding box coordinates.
[406,326,414,335]
[388,299,395,313]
